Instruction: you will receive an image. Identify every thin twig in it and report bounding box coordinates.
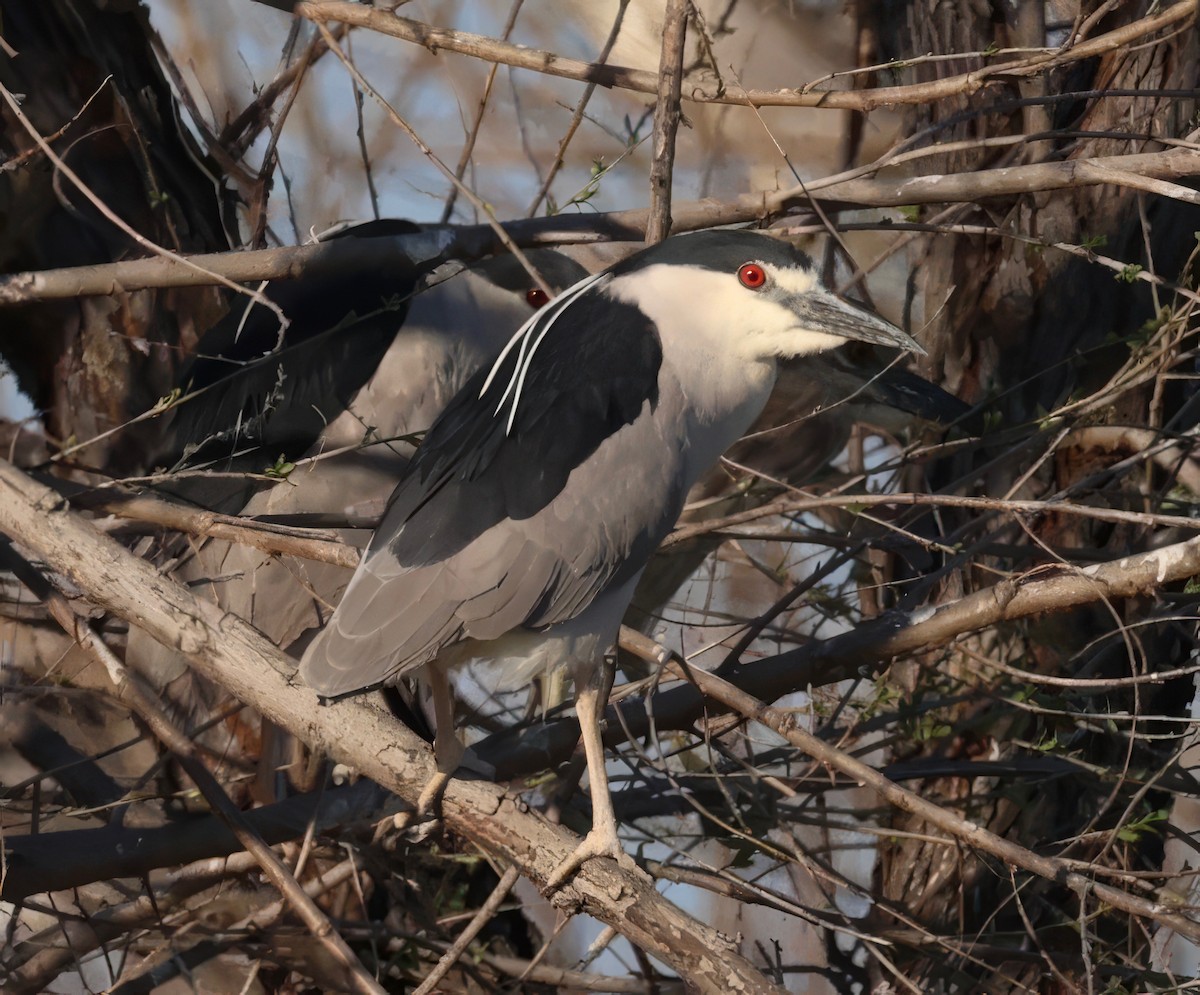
[218,23,347,152]
[412,865,521,995]
[289,0,1195,112]
[441,0,525,223]
[1,75,111,174]
[526,0,631,218]
[662,489,1200,549]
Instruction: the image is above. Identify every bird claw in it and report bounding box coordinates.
[390,808,442,844]
[389,770,452,842]
[544,827,642,891]
[416,770,452,817]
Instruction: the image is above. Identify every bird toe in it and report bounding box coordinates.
[544,826,642,891]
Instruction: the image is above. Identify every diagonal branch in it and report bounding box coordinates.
[476,523,1200,779]
[0,457,784,995]
[678,662,1200,943]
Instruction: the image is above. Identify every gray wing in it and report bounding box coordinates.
[299,513,598,696]
[299,285,677,698]
[297,436,683,698]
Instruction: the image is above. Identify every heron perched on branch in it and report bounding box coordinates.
[131,225,588,736]
[298,229,928,886]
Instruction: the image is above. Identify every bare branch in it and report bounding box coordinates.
[663,489,1200,549]
[0,457,785,995]
[412,865,521,995]
[291,0,1195,112]
[73,487,362,568]
[645,0,688,243]
[1,144,1193,306]
[0,781,385,902]
[676,661,1200,943]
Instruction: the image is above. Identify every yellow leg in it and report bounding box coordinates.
[545,684,642,889]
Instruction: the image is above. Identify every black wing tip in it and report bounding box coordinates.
[309,681,387,705]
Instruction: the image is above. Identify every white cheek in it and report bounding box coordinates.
[607,265,741,340]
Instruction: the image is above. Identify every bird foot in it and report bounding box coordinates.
[416,770,452,817]
[391,770,452,839]
[544,827,642,891]
[390,808,442,844]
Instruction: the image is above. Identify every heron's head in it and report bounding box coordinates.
[604,229,923,362]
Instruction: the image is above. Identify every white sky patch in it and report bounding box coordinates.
[0,357,35,422]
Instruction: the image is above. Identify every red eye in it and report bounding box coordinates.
[526,287,550,308]
[738,263,767,289]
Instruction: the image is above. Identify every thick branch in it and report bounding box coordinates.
[0,458,782,995]
[1,781,388,903]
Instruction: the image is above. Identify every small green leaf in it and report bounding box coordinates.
[1116,807,1168,843]
[152,387,182,412]
[264,454,296,479]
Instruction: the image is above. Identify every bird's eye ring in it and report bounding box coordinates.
[738,263,767,290]
[526,287,551,309]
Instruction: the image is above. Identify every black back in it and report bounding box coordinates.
[383,283,662,566]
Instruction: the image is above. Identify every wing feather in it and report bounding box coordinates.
[300,284,669,697]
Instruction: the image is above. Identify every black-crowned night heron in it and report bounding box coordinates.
[162,221,587,513]
[298,229,926,885]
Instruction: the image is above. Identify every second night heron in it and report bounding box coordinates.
[299,229,924,885]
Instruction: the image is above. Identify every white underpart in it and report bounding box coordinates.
[479,269,609,434]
